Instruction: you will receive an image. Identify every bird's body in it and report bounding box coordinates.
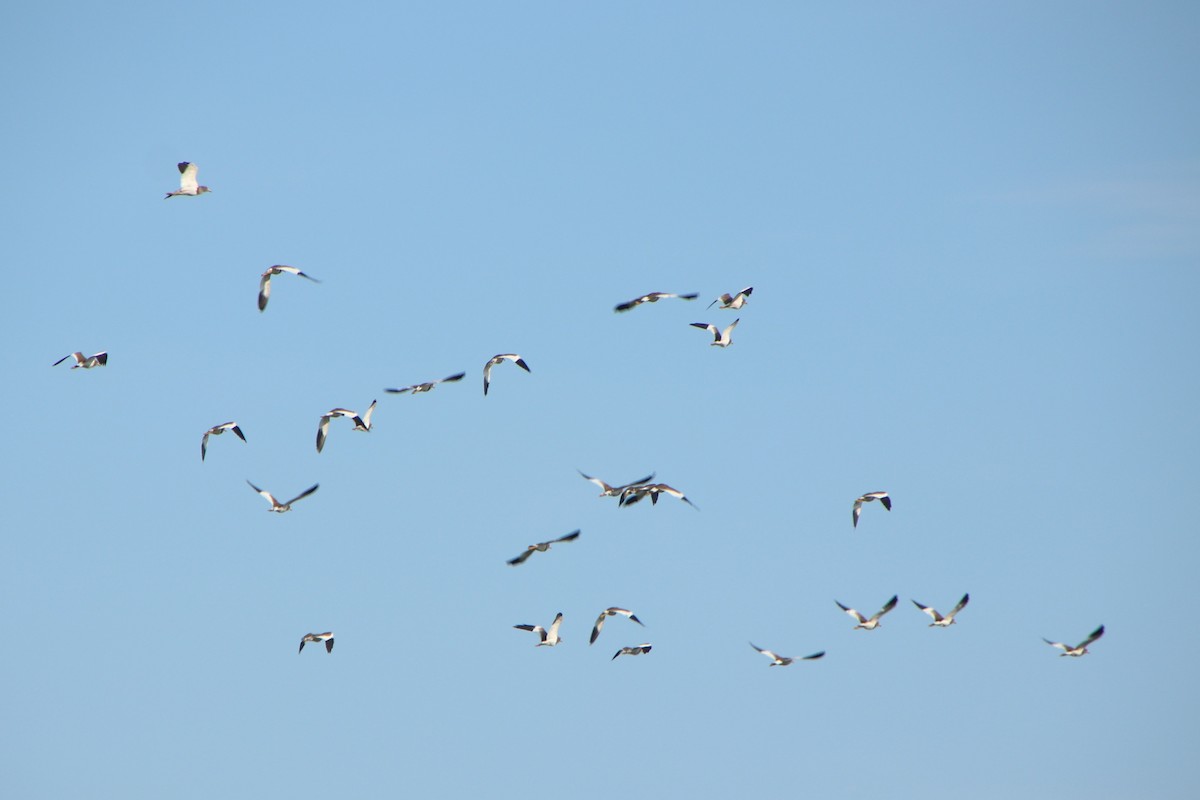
[612,644,652,660]
[385,372,466,395]
[316,400,376,453]
[1044,625,1105,657]
[836,596,899,630]
[852,491,892,528]
[247,480,319,513]
[201,421,246,461]
[618,483,698,510]
[258,265,320,312]
[614,291,699,312]
[507,530,581,566]
[483,354,531,396]
[708,286,753,310]
[690,318,739,347]
[165,162,211,198]
[749,642,825,666]
[590,607,644,645]
[912,594,970,627]
[52,351,108,369]
[514,612,563,646]
[299,632,334,653]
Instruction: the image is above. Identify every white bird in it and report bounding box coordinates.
[514,612,563,646]
[1044,625,1105,657]
[578,470,655,498]
[164,162,211,198]
[852,491,892,528]
[689,318,739,347]
[385,372,466,395]
[258,265,320,312]
[201,421,246,461]
[836,595,899,630]
[912,593,970,627]
[612,643,652,660]
[507,530,580,566]
[590,607,645,645]
[618,483,698,510]
[708,286,753,310]
[614,291,699,312]
[316,400,376,453]
[298,632,334,654]
[52,351,108,369]
[246,480,319,513]
[749,642,825,666]
[483,354,531,396]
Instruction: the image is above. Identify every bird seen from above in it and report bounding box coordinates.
[52,351,108,369]
[299,632,334,654]
[507,529,581,566]
[385,372,466,395]
[483,354,531,396]
[164,162,211,198]
[257,265,320,312]
[316,400,376,453]
[577,470,655,499]
[246,480,320,513]
[514,612,564,646]
[852,491,892,528]
[618,482,698,510]
[590,607,644,645]
[1043,625,1105,657]
[200,421,246,461]
[836,595,899,630]
[612,643,652,660]
[912,593,970,627]
[690,318,739,347]
[614,291,699,312]
[749,642,825,666]
[708,286,753,310]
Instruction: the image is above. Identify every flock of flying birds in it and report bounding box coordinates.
[52,161,1107,662]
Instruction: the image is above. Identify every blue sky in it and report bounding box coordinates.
[3,2,1198,797]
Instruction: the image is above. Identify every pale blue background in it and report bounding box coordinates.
[3,2,1198,798]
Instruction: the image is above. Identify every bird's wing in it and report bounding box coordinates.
[385,385,413,394]
[283,484,320,506]
[690,322,720,341]
[201,432,210,461]
[749,642,779,660]
[912,600,940,621]
[879,494,893,511]
[440,372,466,384]
[1079,625,1105,649]
[852,499,863,527]
[836,601,867,624]
[1043,638,1069,651]
[257,271,272,311]
[678,293,700,301]
[614,296,646,312]
[801,651,826,661]
[507,549,534,566]
[247,481,279,507]
[948,594,970,618]
[722,318,740,339]
[316,417,331,453]
[228,423,246,442]
[551,529,581,544]
[615,473,656,492]
[52,353,75,367]
[590,614,606,644]
[873,596,899,620]
[548,614,563,637]
[178,162,199,191]
[482,360,495,395]
[298,638,307,653]
[578,471,613,493]
[324,638,334,653]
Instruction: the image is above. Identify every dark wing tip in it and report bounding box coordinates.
[444,372,466,382]
[232,426,246,442]
[805,651,826,660]
[880,496,893,511]
[680,293,699,300]
[325,638,334,653]
[177,162,189,172]
[515,358,530,372]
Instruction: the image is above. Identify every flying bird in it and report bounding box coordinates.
[836,595,899,630]
[246,480,319,513]
[852,491,892,528]
[1043,625,1105,657]
[614,291,699,312]
[507,530,581,566]
[689,318,739,347]
[385,372,466,395]
[912,594,970,627]
[577,470,655,499]
[258,265,320,312]
[708,286,753,310]
[514,612,563,646]
[618,483,698,510]
[316,400,376,453]
[52,351,108,369]
[165,162,211,198]
[590,607,644,645]
[201,421,246,461]
[749,642,825,666]
[298,632,334,654]
[483,354,531,396]
[612,644,652,660]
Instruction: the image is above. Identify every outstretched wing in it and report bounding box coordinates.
[282,483,320,507]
